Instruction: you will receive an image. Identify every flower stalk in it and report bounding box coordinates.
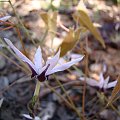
[54,75,75,106]
[8,0,37,46]
[45,82,82,119]
[4,38,84,118]
[33,80,41,97]
[28,80,41,117]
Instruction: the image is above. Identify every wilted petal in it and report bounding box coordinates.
[46,49,60,74]
[4,38,37,73]
[107,80,117,89]
[34,46,42,74]
[80,77,100,87]
[46,56,84,75]
[0,15,11,21]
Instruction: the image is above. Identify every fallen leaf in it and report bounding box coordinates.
[73,1,105,48]
[76,0,88,12]
[40,11,57,40]
[60,28,86,57]
[40,12,48,26]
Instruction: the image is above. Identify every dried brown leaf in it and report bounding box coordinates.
[60,28,86,57]
[73,1,105,48]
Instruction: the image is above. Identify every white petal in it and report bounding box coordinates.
[103,76,110,89]
[0,98,4,108]
[58,58,66,64]
[33,46,43,74]
[70,53,84,60]
[99,73,104,88]
[46,56,84,75]
[0,15,11,21]
[22,114,33,119]
[4,38,37,73]
[45,49,60,74]
[22,114,41,120]
[107,80,117,89]
[80,77,100,87]
[34,116,41,120]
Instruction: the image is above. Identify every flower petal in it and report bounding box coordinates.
[99,73,104,88]
[34,117,41,120]
[103,76,110,89]
[45,48,60,74]
[33,46,42,74]
[69,53,84,60]
[0,98,4,108]
[107,80,117,89]
[80,77,100,87]
[22,114,33,119]
[46,56,84,75]
[22,114,41,120]
[0,15,11,21]
[4,38,37,73]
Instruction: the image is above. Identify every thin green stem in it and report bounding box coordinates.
[34,80,41,97]
[32,80,41,106]
[28,80,41,116]
[104,94,120,116]
[45,82,82,119]
[0,51,28,74]
[40,28,48,45]
[54,75,75,107]
[15,27,28,56]
[0,26,13,31]
[112,95,120,103]
[0,38,30,72]
[8,0,37,46]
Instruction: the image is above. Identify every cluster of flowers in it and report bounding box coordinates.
[1,15,117,88]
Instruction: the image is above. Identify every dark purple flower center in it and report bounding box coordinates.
[27,62,50,82]
[26,63,38,78]
[37,64,50,82]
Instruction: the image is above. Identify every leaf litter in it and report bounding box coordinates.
[0,0,120,120]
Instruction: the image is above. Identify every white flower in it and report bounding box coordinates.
[0,15,11,22]
[0,98,4,108]
[67,53,84,60]
[80,73,117,90]
[22,114,41,120]
[4,38,84,82]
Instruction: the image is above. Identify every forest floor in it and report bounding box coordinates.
[0,0,120,120]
